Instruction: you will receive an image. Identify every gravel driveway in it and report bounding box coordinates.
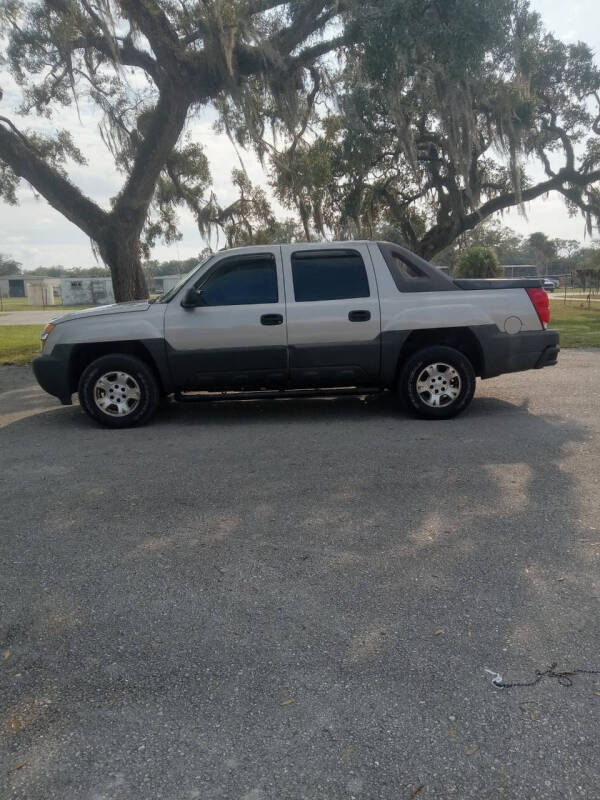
[1,352,600,799]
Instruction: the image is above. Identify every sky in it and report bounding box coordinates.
[1,0,599,271]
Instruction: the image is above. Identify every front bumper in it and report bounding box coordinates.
[480,328,560,379]
[32,346,74,405]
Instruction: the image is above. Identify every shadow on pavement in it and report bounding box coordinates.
[1,374,599,799]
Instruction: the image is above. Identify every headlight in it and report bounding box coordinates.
[40,322,54,348]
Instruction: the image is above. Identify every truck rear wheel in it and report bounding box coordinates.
[78,354,160,428]
[397,345,475,420]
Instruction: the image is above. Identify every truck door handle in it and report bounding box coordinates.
[348,310,371,322]
[260,313,284,326]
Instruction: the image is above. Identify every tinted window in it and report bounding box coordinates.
[291,250,370,302]
[388,252,423,280]
[199,257,278,305]
[377,243,456,293]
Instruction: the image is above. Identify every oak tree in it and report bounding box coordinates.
[0,0,352,300]
[268,0,600,259]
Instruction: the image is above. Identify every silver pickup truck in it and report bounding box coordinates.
[33,241,559,427]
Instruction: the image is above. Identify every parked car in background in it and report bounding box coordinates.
[542,278,559,292]
[33,241,559,427]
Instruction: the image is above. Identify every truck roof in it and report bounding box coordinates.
[215,240,378,255]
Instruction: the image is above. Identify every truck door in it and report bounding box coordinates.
[281,244,381,387]
[164,247,288,390]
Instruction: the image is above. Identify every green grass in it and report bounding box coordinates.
[550,302,600,347]
[0,296,56,311]
[0,325,43,365]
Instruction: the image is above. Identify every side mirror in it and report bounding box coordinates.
[181,286,205,308]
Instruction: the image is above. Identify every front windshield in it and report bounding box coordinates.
[157,256,212,303]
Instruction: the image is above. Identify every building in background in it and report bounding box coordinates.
[26,277,61,305]
[0,275,60,302]
[151,274,184,296]
[0,275,27,298]
[60,277,115,306]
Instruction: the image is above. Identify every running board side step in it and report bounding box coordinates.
[174,387,383,403]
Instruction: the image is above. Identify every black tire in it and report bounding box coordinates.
[397,345,476,420]
[78,353,160,428]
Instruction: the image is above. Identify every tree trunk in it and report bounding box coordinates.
[99,226,148,303]
[0,123,149,303]
[100,87,189,302]
[417,222,461,262]
[1,81,192,304]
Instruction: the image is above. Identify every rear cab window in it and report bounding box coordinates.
[377,242,456,293]
[291,249,371,302]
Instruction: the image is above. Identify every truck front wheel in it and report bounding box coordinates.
[78,354,160,428]
[397,345,476,420]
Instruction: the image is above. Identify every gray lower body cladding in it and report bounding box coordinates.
[167,341,380,391]
[167,344,289,391]
[168,328,558,390]
[476,327,559,378]
[287,341,380,388]
[32,327,559,402]
[32,345,76,405]
[32,339,171,405]
[379,326,559,384]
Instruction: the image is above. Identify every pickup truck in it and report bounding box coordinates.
[32,241,559,428]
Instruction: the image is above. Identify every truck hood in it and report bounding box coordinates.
[52,301,151,324]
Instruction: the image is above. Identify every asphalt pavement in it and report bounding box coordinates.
[1,352,600,799]
[0,311,59,326]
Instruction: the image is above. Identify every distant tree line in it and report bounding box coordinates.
[1,255,197,279]
[141,257,201,279]
[0,254,22,276]
[0,257,112,278]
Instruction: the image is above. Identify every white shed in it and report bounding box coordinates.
[153,274,184,295]
[60,277,115,306]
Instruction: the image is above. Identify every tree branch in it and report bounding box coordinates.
[246,0,288,14]
[418,168,600,259]
[275,1,332,54]
[112,85,189,233]
[543,112,576,173]
[0,121,108,239]
[0,116,30,147]
[118,0,183,76]
[291,34,350,68]
[70,34,161,83]
[288,67,321,154]
[180,26,209,46]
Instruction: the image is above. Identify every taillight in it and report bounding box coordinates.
[526,287,550,328]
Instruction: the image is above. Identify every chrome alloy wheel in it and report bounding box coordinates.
[93,371,141,417]
[415,362,462,408]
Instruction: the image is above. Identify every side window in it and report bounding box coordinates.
[377,243,456,293]
[388,252,423,281]
[291,250,370,302]
[198,256,278,306]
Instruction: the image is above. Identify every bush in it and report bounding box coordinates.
[453,246,501,278]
